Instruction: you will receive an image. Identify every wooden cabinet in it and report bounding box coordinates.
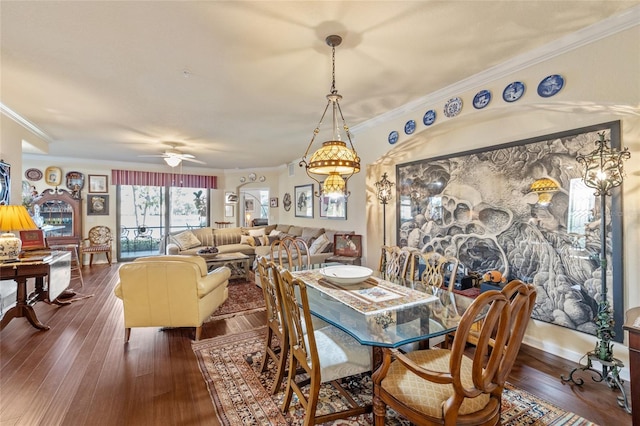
[32,189,82,244]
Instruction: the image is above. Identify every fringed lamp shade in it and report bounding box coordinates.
[0,205,38,261]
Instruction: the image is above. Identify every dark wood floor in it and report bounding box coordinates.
[0,264,632,425]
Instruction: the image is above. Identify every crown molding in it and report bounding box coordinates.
[0,103,52,143]
[353,5,640,132]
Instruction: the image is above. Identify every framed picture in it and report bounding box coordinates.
[319,195,347,219]
[224,205,234,217]
[270,197,278,208]
[65,171,85,191]
[334,234,362,257]
[396,120,624,342]
[88,175,108,193]
[19,230,46,250]
[294,184,313,218]
[87,194,109,215]
[0,160,10,205]
[225,191,237,204]
[244,199,254,212]
[44,166,62,186]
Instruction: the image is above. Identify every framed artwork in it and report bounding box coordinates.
[334,234,362,257]
[0,160,10,205]
[44,166,62,186]
[245,199,254,212]
[88,175,108,193]
[270,197,278,208]
[65,171,85,191]
[319,195,347,220]
[225,191,237,204]
[294,184,313,218]
[87,194,109,215]
[396,121,624,342]
[19,230,46,250]
[224,205,234,217]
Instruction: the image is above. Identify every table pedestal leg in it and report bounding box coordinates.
[0,278,50,331]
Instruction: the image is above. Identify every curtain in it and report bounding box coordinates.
[111,170,217,189]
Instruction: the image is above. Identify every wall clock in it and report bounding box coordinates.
[283,192,292,211]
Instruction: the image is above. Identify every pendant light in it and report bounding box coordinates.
[299,35,360,198]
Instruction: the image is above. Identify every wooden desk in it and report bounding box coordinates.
[0,251,71,331]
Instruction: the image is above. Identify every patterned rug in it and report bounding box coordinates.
[207,281,266,321]
[193,328,597,426]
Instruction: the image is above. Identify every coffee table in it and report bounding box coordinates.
[199,252,250,280]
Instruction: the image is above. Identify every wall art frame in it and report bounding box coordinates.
[319,195,347,220]
[224,204,234,217]
[87,194,109,215]
[88,174,108,193]
[396,121,624,341]
[0,160,10,205]
[270,197,278,208]
[294,184,313,218]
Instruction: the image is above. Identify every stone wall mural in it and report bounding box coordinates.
[396,121,624,341]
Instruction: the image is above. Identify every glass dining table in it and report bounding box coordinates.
[291,269,483,349]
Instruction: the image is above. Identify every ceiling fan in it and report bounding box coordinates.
[138,142,206,167]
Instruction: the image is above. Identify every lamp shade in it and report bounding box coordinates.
[0,205,38,260]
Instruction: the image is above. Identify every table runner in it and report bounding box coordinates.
[292,269,437,315]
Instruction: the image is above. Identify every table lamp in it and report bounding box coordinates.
[0,205,38,261]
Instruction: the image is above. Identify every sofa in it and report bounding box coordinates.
[114,255,230,341]
[164,224,352,267]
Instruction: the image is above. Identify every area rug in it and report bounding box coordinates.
[207,281,265,321]
[192,327,596,426]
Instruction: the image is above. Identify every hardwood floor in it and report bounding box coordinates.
[0,264,632,425]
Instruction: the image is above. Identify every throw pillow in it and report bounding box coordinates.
[172,230,201,250]
[269,229,281,237]
[240,235,256,247]
[248,228,266,237]
[308,233,331,255]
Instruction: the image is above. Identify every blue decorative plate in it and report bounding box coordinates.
[388,130,399,145]
[423,110,436,126]
[473,90,492,109]
[404,120,416,135]
[502,81,525,102]
[537,74,564,97]
[444,97,463,118]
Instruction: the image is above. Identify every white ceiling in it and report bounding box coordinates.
[2,1,638,170]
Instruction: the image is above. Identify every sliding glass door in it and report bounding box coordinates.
[117,185,209,260]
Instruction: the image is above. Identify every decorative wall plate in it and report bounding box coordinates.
[502,81,525,102]
[472,90,492,109]
[537,74,564,97]
[44,166,62,186]
[388,131,399,145]
[444,97,463,117]
[423,110,436,126]
[25,168,43,181]
[404,120,416,135]
[239,176,246,183]
[283,192,292,211]
[248,172,257,182]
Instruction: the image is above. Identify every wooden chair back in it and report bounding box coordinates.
[255,256,288,394]
[270,236,311,271]
[378,245,412,280]
[408,251,459,291]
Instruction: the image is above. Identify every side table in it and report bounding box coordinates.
[325,255,361,266]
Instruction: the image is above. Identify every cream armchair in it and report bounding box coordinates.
[114,255,230,341]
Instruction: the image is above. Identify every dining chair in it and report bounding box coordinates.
[256,256,289,394]
[270,236,311,271]
[372,283,537,426]
[277,267,372,425]
[82,225,113,266]
[408,251,460,292]
[378,245,412,281]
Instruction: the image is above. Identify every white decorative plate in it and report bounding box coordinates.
[320,265,373,286]
[444,97,463,118]
[404,120,416,135]
[537,74,564,97]
[503,81,525,102]
[473,90,492,109]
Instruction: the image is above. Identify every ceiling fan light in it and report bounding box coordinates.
[164,156,182,167]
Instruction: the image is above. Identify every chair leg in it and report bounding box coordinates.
[125,327,131,342]
[89,254,94,267]
[195,326,202,341]
[106,251,112,265]
[373,395,386,426]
